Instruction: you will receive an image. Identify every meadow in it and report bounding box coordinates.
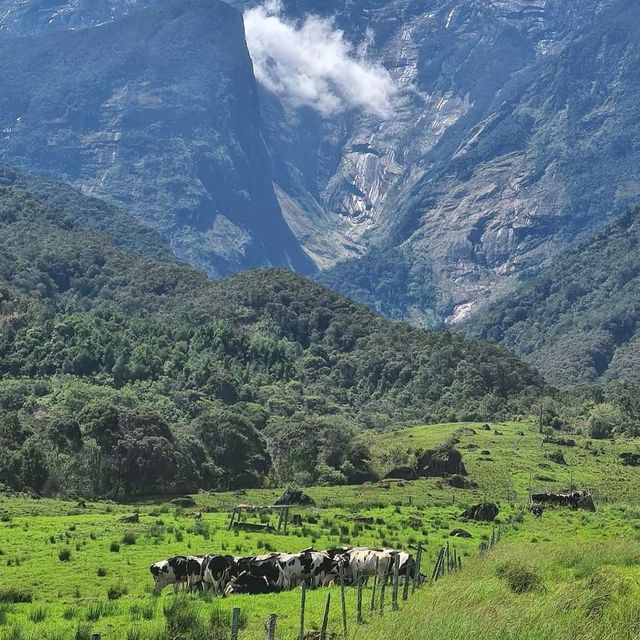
[1,420,640,640]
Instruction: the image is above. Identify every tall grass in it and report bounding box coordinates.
[363,539,640,640]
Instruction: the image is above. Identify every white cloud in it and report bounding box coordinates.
[243,1,397,118]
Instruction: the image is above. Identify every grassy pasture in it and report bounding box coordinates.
[1,420,640,640]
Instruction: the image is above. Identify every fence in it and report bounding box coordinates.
[90,530,507,640]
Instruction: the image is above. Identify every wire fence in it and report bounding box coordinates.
[90,527,506,640]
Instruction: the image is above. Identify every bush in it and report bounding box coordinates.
[96,567,107,577]
[29,607,47,623]
[587,404,621,439]
[496,560,542,594]
[107,584,127,600]
[58,549,71,562]
[163,597,200,636]
[110,542,120,553]
[122,532,136,545]
[0,588,32,604]
[62,606,78,620]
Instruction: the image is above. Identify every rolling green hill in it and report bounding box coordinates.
[0,170,545,499]
[466,207,640,387]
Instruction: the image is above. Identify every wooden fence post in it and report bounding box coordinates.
[266,614,277,640]
[379,573,387,613]
[402,573,410,600]
[320,593,331,640]
[370,559,379,611]
[412,544,423,592]
[231,607,241,640]
[357,576,364,624]
[340,569,348,637]
[299,582,306,640]
[392,555,400,611]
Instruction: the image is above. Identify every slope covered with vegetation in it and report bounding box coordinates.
[466,207,640,387]
[0,171,545,498]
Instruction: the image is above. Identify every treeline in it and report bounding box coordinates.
[0,170,545,498]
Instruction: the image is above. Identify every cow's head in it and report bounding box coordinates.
[150,560,172,593]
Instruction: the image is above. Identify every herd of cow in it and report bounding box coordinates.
[150,547,421,596]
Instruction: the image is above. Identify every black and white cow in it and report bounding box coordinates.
[237,554,285,586]
[150,556,204,593]
[278,550,340,589]
[200,554,236,595]
[340,548,394,584]
[224,571,283,595]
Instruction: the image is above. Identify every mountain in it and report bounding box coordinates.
[0,168,544,497]
[466,207,640,387]
[0,0,314,277]
[231,0,640,325]
[2,0,638,329]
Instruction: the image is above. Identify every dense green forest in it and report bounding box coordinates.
[0,167,546,498]
[466,207,640,387]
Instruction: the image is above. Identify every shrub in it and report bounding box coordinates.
[29,607,47,623]
[163,597,200,636]
[496,560,542,594]
[96,567,107,577]
[587,404,621,439]
[110,542,120,553]
[107,584,127,600]
[74,623,92,640]
[0,589,31,604]
[58,549,72,562]
[122,532,136,546]
[62,606,78,620]
[193,520,210,540]
[86,602,114,622]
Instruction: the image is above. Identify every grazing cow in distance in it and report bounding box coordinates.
[150,556,204,593]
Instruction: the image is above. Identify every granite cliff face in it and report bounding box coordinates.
[0,0,315,277]
[233,0,638,326]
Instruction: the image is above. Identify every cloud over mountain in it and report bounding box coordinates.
[243,1,396,117]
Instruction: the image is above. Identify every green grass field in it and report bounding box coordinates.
[2,420,640,640]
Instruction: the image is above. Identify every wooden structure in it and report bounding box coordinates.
[228,504,293,534]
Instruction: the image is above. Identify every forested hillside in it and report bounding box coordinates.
[466,207,640,387]
[0,171,544,498]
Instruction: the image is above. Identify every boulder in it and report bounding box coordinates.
[120,513,139,523]
[546,450,567,465]
[620,452,640,466]
[171,497,196,508]
[384,466,418,481]
[275,488,315,506]
[454,427,477,437]
[543,436,576,447]
[445,474,478,489]
[460,503,499,522]
[416,448,466,477]
[480,424,492,431]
